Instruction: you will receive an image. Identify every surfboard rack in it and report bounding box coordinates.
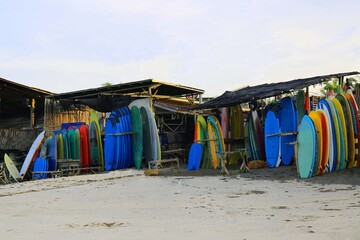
[107,132,135,136]
[31,170,63,179]
[148,158,180,172]
[193,138,217,143]
[265,132,298,138]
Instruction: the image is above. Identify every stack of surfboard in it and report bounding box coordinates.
[188,115,225,170]
[104,106,134,170]
[264,97,298,168]
[53,115,104,171]
[247,109,266,162]
[297,93,360,178]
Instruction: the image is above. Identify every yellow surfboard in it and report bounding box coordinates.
[332,98,348,167]
[90,111,104,170]
[4,153,20,181]
[341,95,356,168]
[213,116,226,152]
[309,111,322,175]
[207,121,218,169]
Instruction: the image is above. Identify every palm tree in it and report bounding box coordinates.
[102,82,113,87]
[320,78,338,97]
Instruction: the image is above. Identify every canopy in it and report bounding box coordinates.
[195,71,359,109]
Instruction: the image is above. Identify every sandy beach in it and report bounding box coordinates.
[0,166,359,240]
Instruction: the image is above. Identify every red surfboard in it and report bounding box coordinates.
[79,125,90,172]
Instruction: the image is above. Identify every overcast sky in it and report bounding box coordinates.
[1,0,359,96]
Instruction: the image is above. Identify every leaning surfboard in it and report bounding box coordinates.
[4,153,21,180]
[19,131,46,179]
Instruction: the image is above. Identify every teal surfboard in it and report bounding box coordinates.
[131,106,143,169]
[297,115,316,178]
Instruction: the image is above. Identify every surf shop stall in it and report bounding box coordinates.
[0,77,52,177]
[14,79,204,180]
[193,71,360,178]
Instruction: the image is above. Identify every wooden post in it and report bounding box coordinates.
[30,98,35,129]
[199,94,203,104]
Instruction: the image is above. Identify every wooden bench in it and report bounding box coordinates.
[148,158,180,172]
[57,159,81,176]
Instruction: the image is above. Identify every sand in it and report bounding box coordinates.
[0,166,359,240]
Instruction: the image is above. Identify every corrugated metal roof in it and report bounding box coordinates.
[0,77,53,98]
[50,79,204,100]
[194,71,359,109]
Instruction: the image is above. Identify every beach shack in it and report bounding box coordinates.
[193,71,360,176]
[0,77,52,156]
[45,79,205,161]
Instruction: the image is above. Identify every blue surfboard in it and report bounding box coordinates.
[33,157,49,180]
[188,143,203,171]
[278,97,297,166]
[265,111,281,168]
[48,134,57,171]
[104,117,116,171]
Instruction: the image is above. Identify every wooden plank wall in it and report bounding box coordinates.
[44,98,91,135]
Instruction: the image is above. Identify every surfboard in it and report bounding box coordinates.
[208,116,225,153]
[129,99,161,161]
[74,128,81,160]
[123,106,134,168]
[114,109,126,169]
[62,131,69,159]
[264,110,281,168]
[19,131,46,179]
[206,119,218,169]
[89,121,99,167]
[197,115,210,169]
[90,111,104,170]
[296,90,306,125]
[332,98,348,168]
[187,143,203,171]
[297,115,316,178]
[328,100,346,170]
[57,134,64,160]
[131,106,143,169]
[104,117,116,171]
[120,107,132,168]
[140,107,153,165]
[247,113,258,160]
[79,125,90,170]
[48,134,57,171]
[40,137,50,158]
[345,93,360,166]
[251,110,265,160]
[33,157,48,180]
[278,97,298,166]
[67,129,76,160]
[318,100,338,171]
[317,110,329,174]
[345,98,357,168]
[336,94,355,168]
[308,111,322,175]
[4,153,21,180]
